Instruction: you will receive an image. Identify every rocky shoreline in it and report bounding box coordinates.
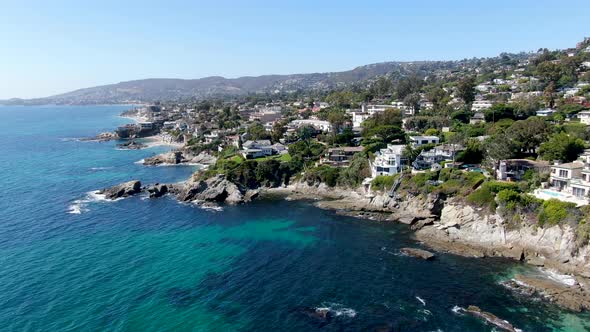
[143,150,217,166]
[260,182,590,313]
[97,177,590,312]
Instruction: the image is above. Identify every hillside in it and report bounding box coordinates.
[0,58,525,105]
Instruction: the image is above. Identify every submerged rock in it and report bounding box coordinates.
[400,247,435,260]
[295,306,333,325]
[461,305,518,332]
[117,140,146,150]
[98,180,142,200]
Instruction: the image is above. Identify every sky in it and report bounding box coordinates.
[1,0,589,99]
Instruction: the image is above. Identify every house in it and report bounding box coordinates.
[409,135,440,147]
[370,144,405,178]
[578,111,590,125]
[320,146,364,167]
[496,159,550,181]
[204,131,220,144]
[470,112,486,124]
[536,108,557,117]
[289,119,332,132]
[549,161,584,192]
[240,140,286,159]
[351,111,371,128]
[138,122,154,130]
[241,140,273,159]
[471,100,493,112]
[412,144,463,171]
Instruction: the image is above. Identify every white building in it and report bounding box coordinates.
[471,100,493,112]
[536,108,557,117]
[409,135,440,147]
[351,111,371,128]
[370,144,405,178]
[578,111,590,125]
[290,119,332,132]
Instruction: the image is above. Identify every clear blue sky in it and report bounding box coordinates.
[1,0,589,99]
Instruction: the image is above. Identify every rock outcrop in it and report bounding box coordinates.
[414,198,590,277]
[146,184,168,198]
[460,305,518,332]
[176,174,256,205]
[510,274,590,312]
[144,151,184,165]
[98,180,142,199]
[143,150,217,166]
[400,247,435,260]
[117,140,146,150]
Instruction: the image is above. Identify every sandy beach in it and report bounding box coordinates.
[142,135,185,149]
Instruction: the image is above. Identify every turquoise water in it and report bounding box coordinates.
[0,105,589,331]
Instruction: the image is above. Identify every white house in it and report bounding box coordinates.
[471,100,493,112]
[351,111,371,128]
[241,140,274,159]
[409,135,440,147]
[536,108,557,117]
[370,144,405,178]
[290,119,332,132]
[578,111,590,125]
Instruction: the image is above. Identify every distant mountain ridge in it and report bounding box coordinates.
[0,58,523,105]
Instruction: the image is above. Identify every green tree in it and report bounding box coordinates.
[403,93,421,113]
[539,132,585,162]
[507,117,550,155]
[456,77,476,105]
[484,104,515,122]
[484,132,518,174]
[247,123,271,140]
[271,121,287,143]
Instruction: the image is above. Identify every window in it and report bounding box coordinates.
[573,187,586,198]
[559,170,568,178]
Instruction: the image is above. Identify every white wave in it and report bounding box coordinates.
[451,305,464,315]
[416,296,426,306]
[134,159,145,164]
[540,268,577,286]
[317,302,357,318]
[90,167,113,171]
[67,190,118,215]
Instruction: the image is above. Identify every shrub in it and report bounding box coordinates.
[485,181,521,193]
[538,199,577,226]
[371,175,398,191]
[467,185,496,211]
[497,189,522,210]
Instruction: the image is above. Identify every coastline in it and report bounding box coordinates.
[259,183,590,312]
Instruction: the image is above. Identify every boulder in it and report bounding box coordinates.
[147,184,168,198]
[400,247,435,260]
[462,305,518,332]
[177,175,251,205]
[98,180,142,200]
[411,218,435,231]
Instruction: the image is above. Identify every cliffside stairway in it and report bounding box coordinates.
[388,173,404,198]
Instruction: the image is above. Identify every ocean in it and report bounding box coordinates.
[0,105,588,331]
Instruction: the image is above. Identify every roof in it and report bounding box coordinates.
[409,135,440,141]
[552,161,584,169]
[328,146,364,153]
